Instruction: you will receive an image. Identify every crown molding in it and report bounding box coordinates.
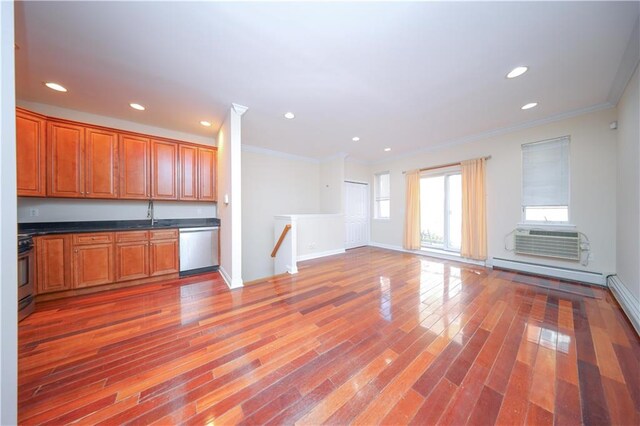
[608,17,640,106]
[372,102,615,165]
[231,103,249,116]
[241,144,320,164]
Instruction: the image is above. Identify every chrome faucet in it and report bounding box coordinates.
[147,200,157,226]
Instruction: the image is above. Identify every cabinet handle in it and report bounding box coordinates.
[74,249,78,253]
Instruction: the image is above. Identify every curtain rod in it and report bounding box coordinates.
[402,155,492,174]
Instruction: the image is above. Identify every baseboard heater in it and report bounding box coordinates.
[491,257,605,286]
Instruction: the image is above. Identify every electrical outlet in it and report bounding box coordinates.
[309,242,317,249]
[197,208,203,215]
[29,208,39,217]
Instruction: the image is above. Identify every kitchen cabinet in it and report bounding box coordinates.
[179,144,198,201]
[115,231,149,282]
[149,229,179,276]
[85,127,118,199]
[72,232,114,288]
[198,147,217,201]
[16,109,47,197]
[151,139,178,200]
[47,120,84,197]
[119,134,150,199]
[36,235,72,294]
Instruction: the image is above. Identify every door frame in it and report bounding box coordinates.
[344,180,370,249]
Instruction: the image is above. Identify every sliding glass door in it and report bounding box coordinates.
[420,172,462,251]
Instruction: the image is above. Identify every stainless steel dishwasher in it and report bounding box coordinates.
[179,227,219,276]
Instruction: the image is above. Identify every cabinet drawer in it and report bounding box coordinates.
[150,229,178,240]
[73,232,114,245]
[116,231,149,243]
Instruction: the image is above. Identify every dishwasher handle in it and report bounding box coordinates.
[179,227,219,233]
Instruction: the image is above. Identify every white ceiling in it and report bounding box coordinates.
[15,1,639,162]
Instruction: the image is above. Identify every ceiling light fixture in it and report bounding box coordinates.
[200,120,212,127]
[284,112,295,119]
[521,102,538,110]
[45,82,67,92]
[507,66,528,79]
[384,147,391,152]
[129,103,145,111]
[352,137,360,142]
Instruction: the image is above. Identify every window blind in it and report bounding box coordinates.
[522,136,570,207]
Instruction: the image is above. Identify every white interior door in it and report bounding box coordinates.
[344,181,369,249]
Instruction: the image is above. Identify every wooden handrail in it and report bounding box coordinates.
[271,224,292,258]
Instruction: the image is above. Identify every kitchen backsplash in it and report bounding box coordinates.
[18,198,217,223]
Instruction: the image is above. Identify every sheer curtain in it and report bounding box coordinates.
[403,170,421,250]
[461,158,487,260]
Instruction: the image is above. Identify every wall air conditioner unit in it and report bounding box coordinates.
[514,229,580,261]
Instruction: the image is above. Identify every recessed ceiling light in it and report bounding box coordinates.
[521,102,538,110]
[352,137,360,142]
[129,103,145,111]
[507,66,528,79]
[384,147,391,152]
[200,121,212,127]
[45,82,67,92]
[284,112,295,119]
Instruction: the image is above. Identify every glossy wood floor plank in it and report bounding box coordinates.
[18,247,640,425]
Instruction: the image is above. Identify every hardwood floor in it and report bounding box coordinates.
[18,247,640,425]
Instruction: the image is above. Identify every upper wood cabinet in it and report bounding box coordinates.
[179,144,198,201]
[198,147,217,201]
[16,109,47,197]
[47,121,84,198]
[36,235,72,294]
[151,139,178,200]
[119,134,150,199]
[85,128,118,199]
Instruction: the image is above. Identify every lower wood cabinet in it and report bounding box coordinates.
[36,235,72,294]
[73,243,115,288]
[150,239,179,276]
[35,229,180,297]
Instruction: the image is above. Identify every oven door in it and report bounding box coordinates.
[18,249,35,321]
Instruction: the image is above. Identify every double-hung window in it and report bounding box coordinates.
[374,172,390,219]
[420,170,462,251]
[522,136,570,223]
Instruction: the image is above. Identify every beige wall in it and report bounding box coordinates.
[319,156,345,214]
[242,149,321,282]
[370,107,618,276]
[345,159,371,183]
[616,66,639,300]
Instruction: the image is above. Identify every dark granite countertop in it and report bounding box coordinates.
[18,218,220,236]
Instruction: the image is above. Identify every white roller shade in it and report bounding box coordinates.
[522,136,570,207]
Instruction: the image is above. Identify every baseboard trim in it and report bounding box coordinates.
[219,266,243,289]
[368,242,486,267]
[492,257,606,286]
[608,275,640,335]
[297,249,346,262]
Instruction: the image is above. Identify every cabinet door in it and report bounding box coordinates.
[86,128,118,199]
[150,239,179,276]
[179,144,198,201]
[198,147,217,201]
[119,134,150,199]
[16,110,46,197]
[73,244,115,288]
[151,139,178,200]
[115,242,149,282]
[36,235,72,294]
[48,121,84,197]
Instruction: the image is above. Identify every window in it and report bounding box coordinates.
[420,171,462,251]
[374,172,390,219]
[522,136,570,223]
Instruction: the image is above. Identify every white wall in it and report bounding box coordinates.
[296,214,345,259]
[345,159,371,184]
[370,107,618,276]
[242,150,320,282]
[17,198,216,223]
[319,156,345,214]
[616,65,640,300]
[17,101,215,146]
[217,105,245,288]
[0,1,17,422]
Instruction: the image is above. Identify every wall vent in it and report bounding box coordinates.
[514,229,580,261]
